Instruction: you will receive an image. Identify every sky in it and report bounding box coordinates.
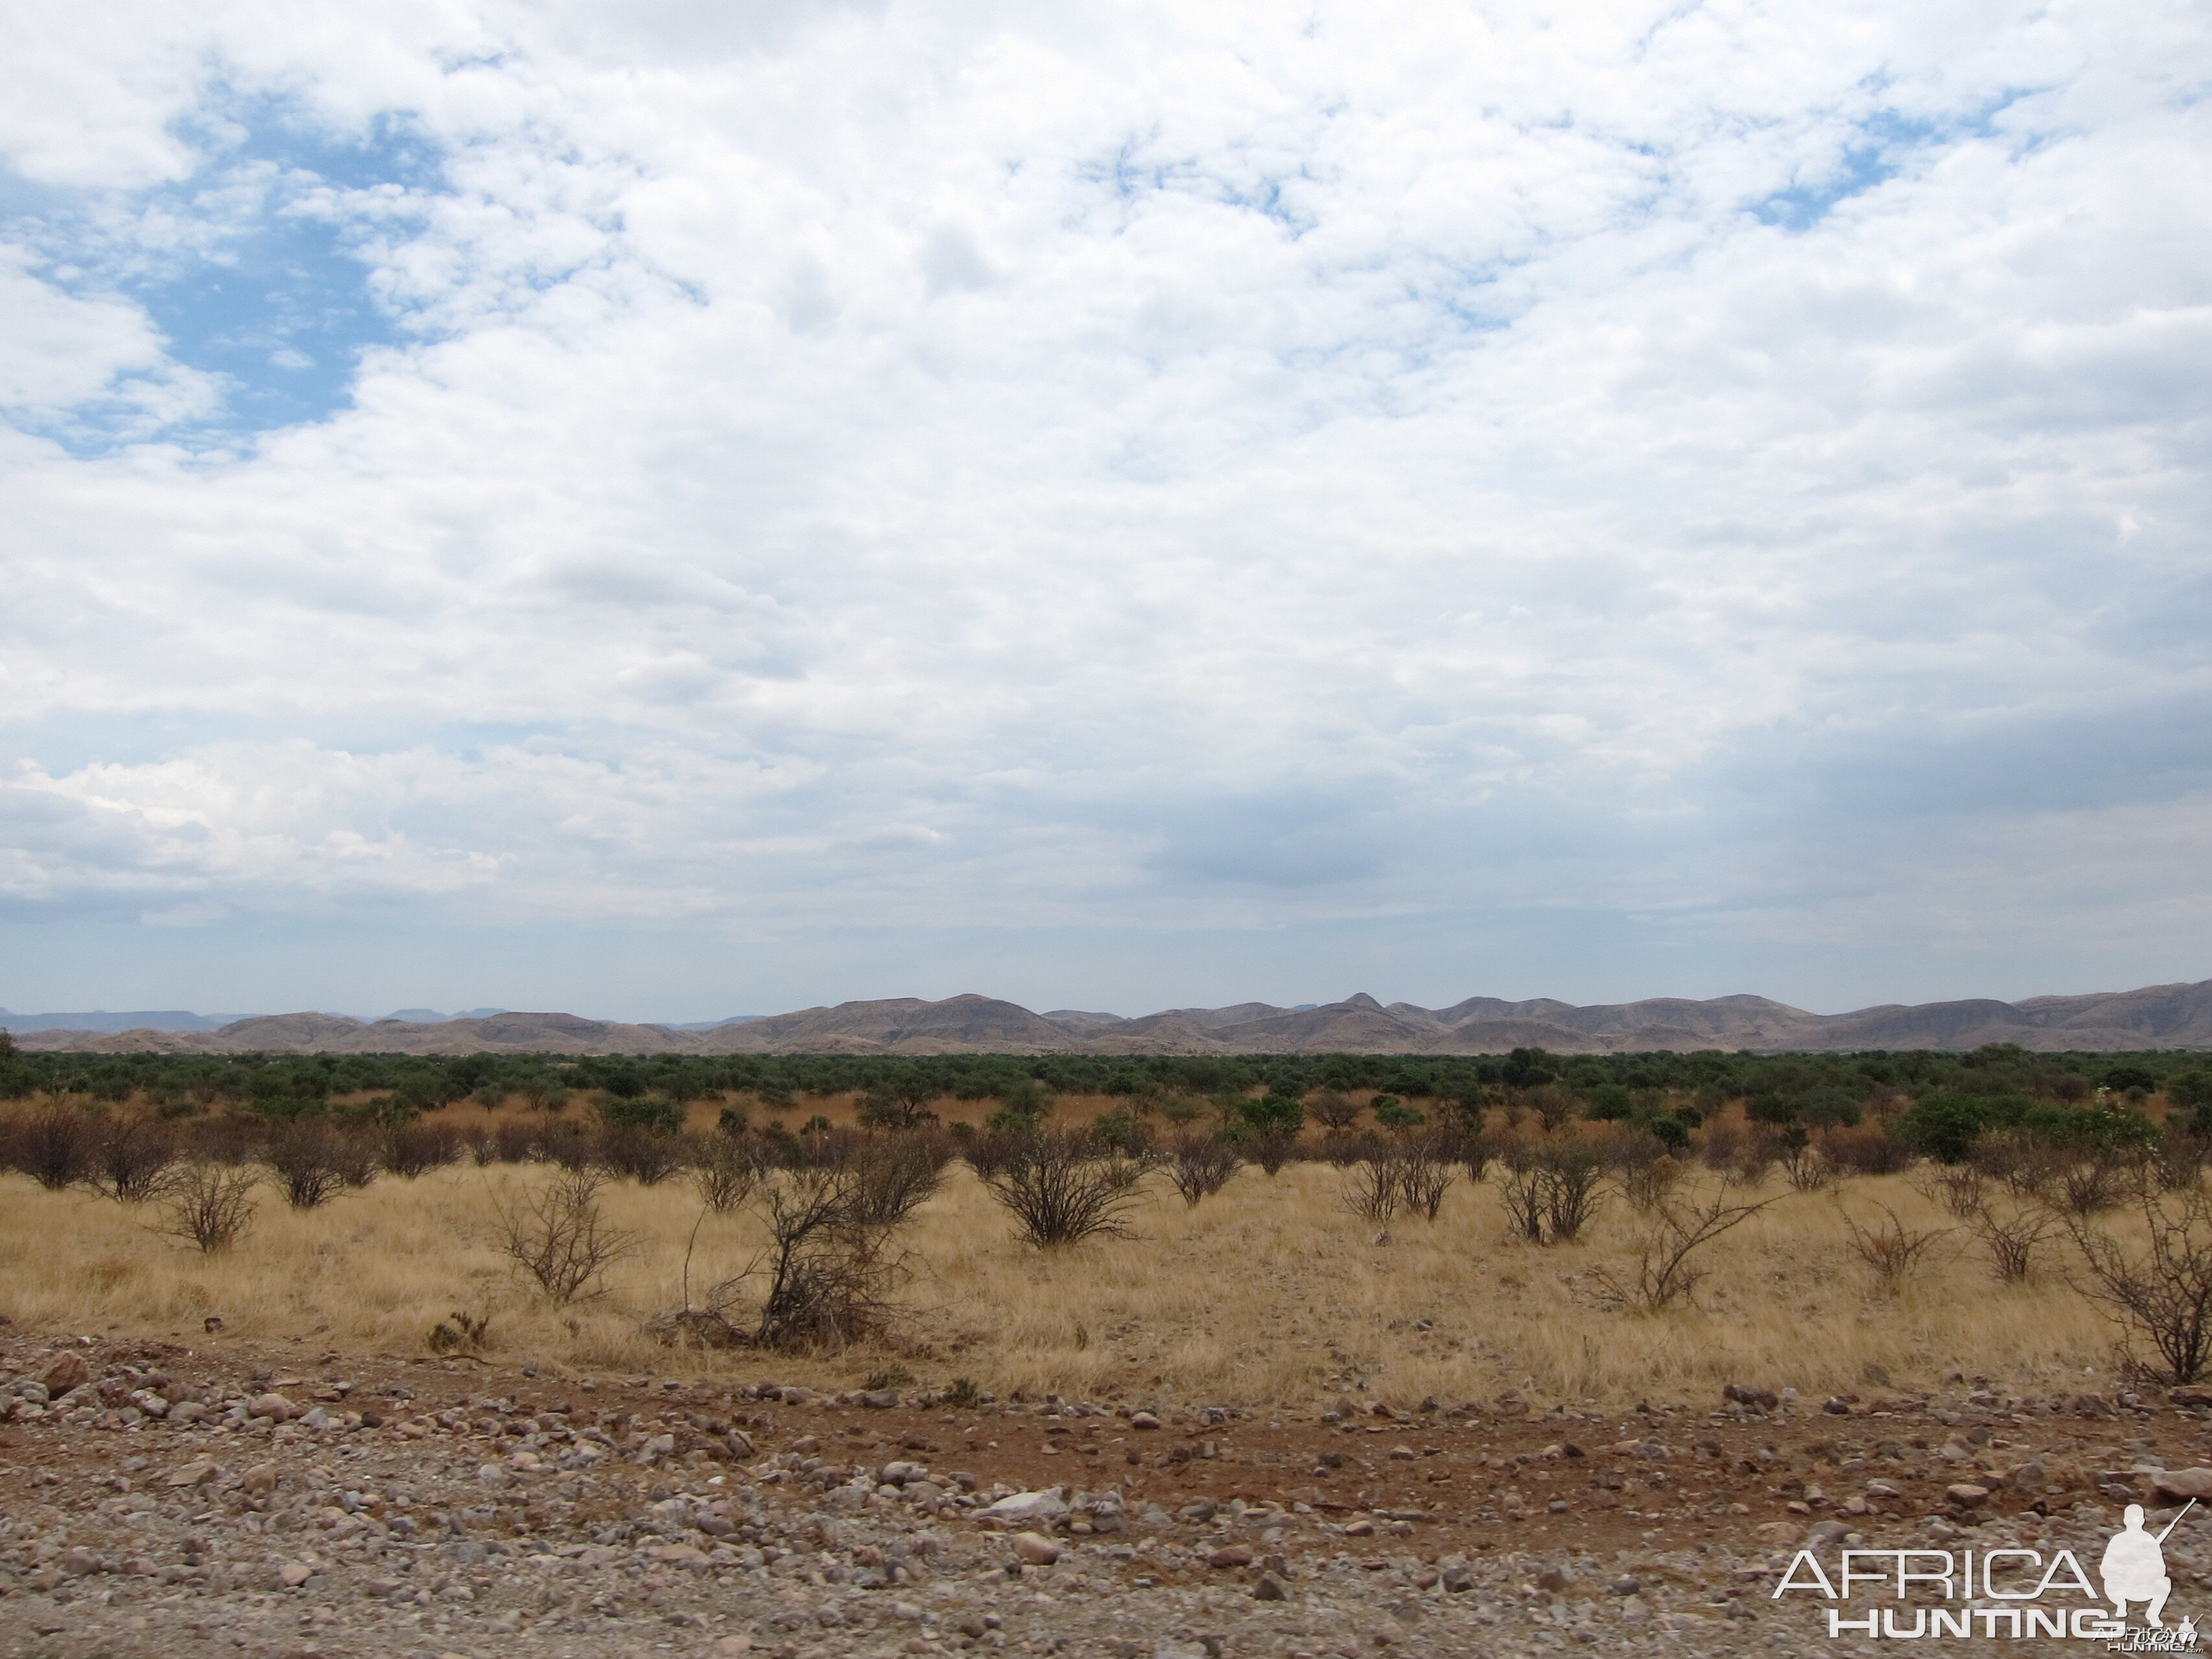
[1,1,2209,1023]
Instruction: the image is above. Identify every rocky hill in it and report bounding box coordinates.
[13,978,2211,1055]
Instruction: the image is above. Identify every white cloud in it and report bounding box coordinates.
[0,0,2208,1014]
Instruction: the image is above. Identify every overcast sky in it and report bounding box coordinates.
[2,1,2208,1022]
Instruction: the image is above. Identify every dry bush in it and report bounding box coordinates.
[540,1117,597,1171]
[1615,1147,1686,1214]
[1315,1129,1373,1168]
[1970,1199,2054,1284]
[182,1113,260,1166]
[1,1103,97,1190]
[1778,1131,1833,1194]
[1913,1164,1988,1218]
[1308,1089,1363,1132]
[1528,1085,1578,1133]
[1396,1135,1457,1221]
[83,1111,179,1203]
[1244,1130,1297,1177]
[960,1129,1029,1181]
[491,1168,639,1304]
[1457,1127,1496,1184]
[1170,1135,1242,1207]
[1838,1199,1951,1294]
[1496,1138,1606,1243]
[744,1166,908,1349]
[688,1133,762,1214]
[379,1120,461,1179]
[1822,1122,1912,1177]
[152,1161,260,1253]
[489,1120,539,1163]
[1340,1146,1402,1223]
[2151,1125,2207,1192]
[2064,1184,2212,1385]
[980,1131,1152,1247]
[263,1119,367,1210]
[1592,1189,1784,1312]
[2055,1153,2128,1219]
[1727,1128,1780,1190]
[1696,1120,1743,1174]
[844,1132,952,1227]
[596,1123,687,1186]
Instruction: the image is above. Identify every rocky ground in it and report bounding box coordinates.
[5,1330,2212,1657]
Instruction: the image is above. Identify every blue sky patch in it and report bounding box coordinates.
[5,94,448,451]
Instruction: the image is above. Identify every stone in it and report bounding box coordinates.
[1945,1484,1991,1509]
[1441,1565,1474,1594]
[1609,1577,1641,1596]
[1253,1571,1289,1600]
[279,1562,314,1588]
[1011,1531,1061,1566]
[1206,1545,1254,1568]
[2152,1468,2212,1504]
[39,1353,91,1394]
[58,1546,102,1576]
[250,1394,297,1421]
[1536,1568,1573,1593]
[980,1489,1070,1526]
[1806,1520,1850,1550]
[242,1463,279,1494]
[860,1390,900,1409]
[165,1458,220,1488]
[714,1638,753,1656]
[1130,1412,1162,1431]
[1343,1518,1374,1537]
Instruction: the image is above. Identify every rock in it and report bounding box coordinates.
[58,1546,102,1576]
[39,1353,91,1394]
[1012,1531,1061,1566]
[171,1400,211,1424]
[1388,1444,1416,1460]
[1130,1412,1162,1431]
[1865,1479,1903,1499]
[880,1460,928,1485]
[1946,1484,1991,1508]
[714,1638,753,1656]
[1723,1383,1778,1413]
[1343,1518,1374,1537]
[1536,1568,1573,1592]
[1206,1545,1254,1568]
[2152,1468,2212,1504]
[279,1562,313,1588]
[242,1463,279,1494]
[1441,1565,1473,1593]
[249,1393,297,1421]
[1806,1520,1850,1550]
[165,1458,219,1488]
[860,1390,900,1409]
[725,1428,755,1459]
[1610,1576,1641,1595]
[1253,1571,1289,1600]
[1180,1498,1218,1523]
[981,1489,1070,1526]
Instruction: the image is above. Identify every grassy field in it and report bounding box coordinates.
[0,1138,2134,1409]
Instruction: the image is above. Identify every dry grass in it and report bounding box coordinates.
[0,1157,2139,1409]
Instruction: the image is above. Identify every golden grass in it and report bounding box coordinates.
[0,1151,2145,1411]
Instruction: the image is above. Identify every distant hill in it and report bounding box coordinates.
[0,1009,245,1035]
[12,979,2211,1055]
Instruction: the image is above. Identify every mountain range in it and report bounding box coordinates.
[9,978,2212,1055]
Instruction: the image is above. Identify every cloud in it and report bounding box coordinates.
[0,0,2208,1015]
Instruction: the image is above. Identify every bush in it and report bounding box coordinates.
[1237,1093,1304,1136]
[1822,1122,1911,1176]
[1308,1089,1363,1131]
[155,1162,259,1253]
[1497,1138,1606,1243]
[979,1130,1151,1247]
[2064,1184,2212,1383]
[1169,1135,1241,1206]
[844,1131,952,1227]
[1592,1190,1783,1311]
[1,1103,97,1189]
[379,1120,462,1179]
[263,1120,366,1209]
[689,1134,762,1213]
[1837,1200,1950,1294]
[82,1111,178,1202]
[597,1123,687,1185]
[492,1168,639,1303]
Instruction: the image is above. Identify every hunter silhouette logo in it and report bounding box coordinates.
[1771,1498,2197,1642]
[2102,1501,2189,1627]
